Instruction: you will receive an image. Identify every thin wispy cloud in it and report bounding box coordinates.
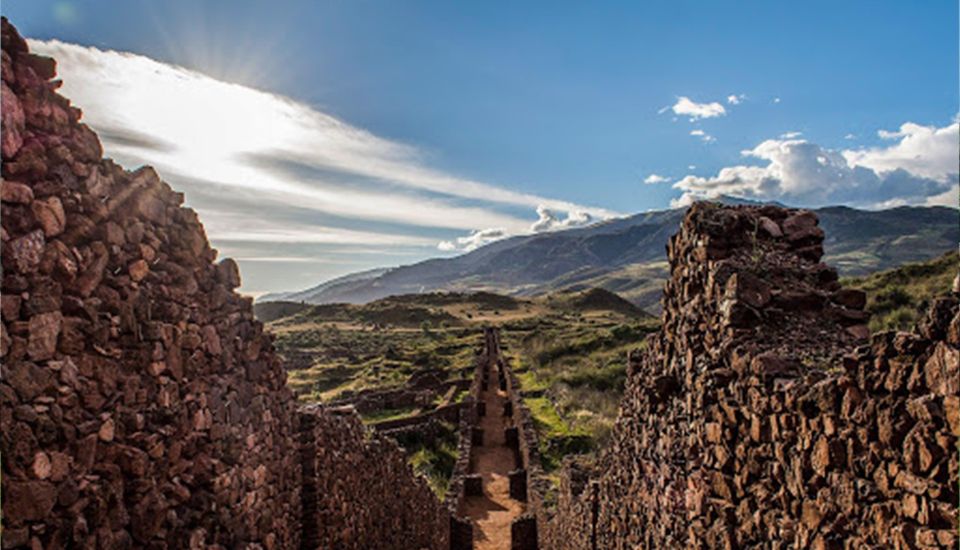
[643,174,669,184]
[29,38,620,292]
[690,129,716,143]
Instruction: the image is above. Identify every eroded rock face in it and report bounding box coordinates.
[1,18,300,548]
[543,203,959,549]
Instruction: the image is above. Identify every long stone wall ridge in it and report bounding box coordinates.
[541,203,959,548]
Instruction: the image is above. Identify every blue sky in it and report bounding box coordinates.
[4,1,958,295]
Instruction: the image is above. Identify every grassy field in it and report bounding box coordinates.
[393,421,461,495]
[843,250,957,332]
[261,250,957,497]
[499,312,659,473]
[260,287,659,493]
[278,326,480,403]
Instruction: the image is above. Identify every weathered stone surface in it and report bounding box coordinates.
[3,229,44,273]
[1,82,24,159]
[30,196,65,236]
[26,311,61,361]
[216,258,241,289]
[1,179,32,203]
[1,19,452,550]
[128,258,149,282]
[542,203,958,549]
[4,480,56,523]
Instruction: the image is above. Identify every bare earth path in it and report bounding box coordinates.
[460,381,526,549]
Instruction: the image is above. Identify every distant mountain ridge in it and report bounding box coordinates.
[260,202,959,312]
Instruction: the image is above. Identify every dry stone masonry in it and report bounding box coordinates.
[541,203,959,548]
[3,15,957,550]
[1,19,451,550]
[298,406,449,549]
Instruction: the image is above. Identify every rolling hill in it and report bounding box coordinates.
[259,202,958,312]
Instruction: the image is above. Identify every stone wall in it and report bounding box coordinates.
[0,19,454,550]
[444,341,485,533]
[373,401,467,433]
[541,203,959,548]
[495,335,551,540]
[298,405,449,550]
[0,20,301,549]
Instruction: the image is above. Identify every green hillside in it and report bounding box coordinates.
[843,250,958,332]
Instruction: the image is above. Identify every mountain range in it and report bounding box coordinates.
[259,201,958,312]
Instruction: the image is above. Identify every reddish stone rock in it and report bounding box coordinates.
[98,417,115,442]
[70,242,107,297]
[725,272,771,309]
[216,258,241,289]
[781,210,818,236]
[4,360,55,400]
[924,342,959,396]
[1,293,21,321]
[27,310,61,361]
[4,480,57,523]
[3,229,45,273]
[1,179,33,203]
[832,288,867,310]
[0,323,10,357]
[128,259,149,282]
[757,216,782,238]
[1,81,25,159]
[31,451,52,479]
[31,196,65,236]
[19,52,56,80]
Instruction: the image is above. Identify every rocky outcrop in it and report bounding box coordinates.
[542,203,959,548]
[0,18,449,550]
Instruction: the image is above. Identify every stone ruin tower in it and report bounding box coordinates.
[541,203,959,548]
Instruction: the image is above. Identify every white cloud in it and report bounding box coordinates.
[844,133,857,140]
[530,205,594,233]
[667,96,726,120]
[727,94,745,105]
[843,122,959,182]
[32,39,621,228]
[28,38,620,292]
[671,121,959,209]
[780,131,803,139]
[437,228,508,252]
[772,97,781,104]
[644,173,669,185]
[690,129,716,143]
[925,185,958,207]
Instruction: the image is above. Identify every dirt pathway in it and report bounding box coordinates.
[460,376,526,549]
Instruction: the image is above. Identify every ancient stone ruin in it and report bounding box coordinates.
[2,16,957,550]
[0,19,449,549]
[540,203,959,548]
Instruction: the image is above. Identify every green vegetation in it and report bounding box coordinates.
[360,406,419,424]
[276,325,480,402]
[501,313,659,472]
[261,288,660,492]
[843,251,957,332]
[394,421,460,496]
